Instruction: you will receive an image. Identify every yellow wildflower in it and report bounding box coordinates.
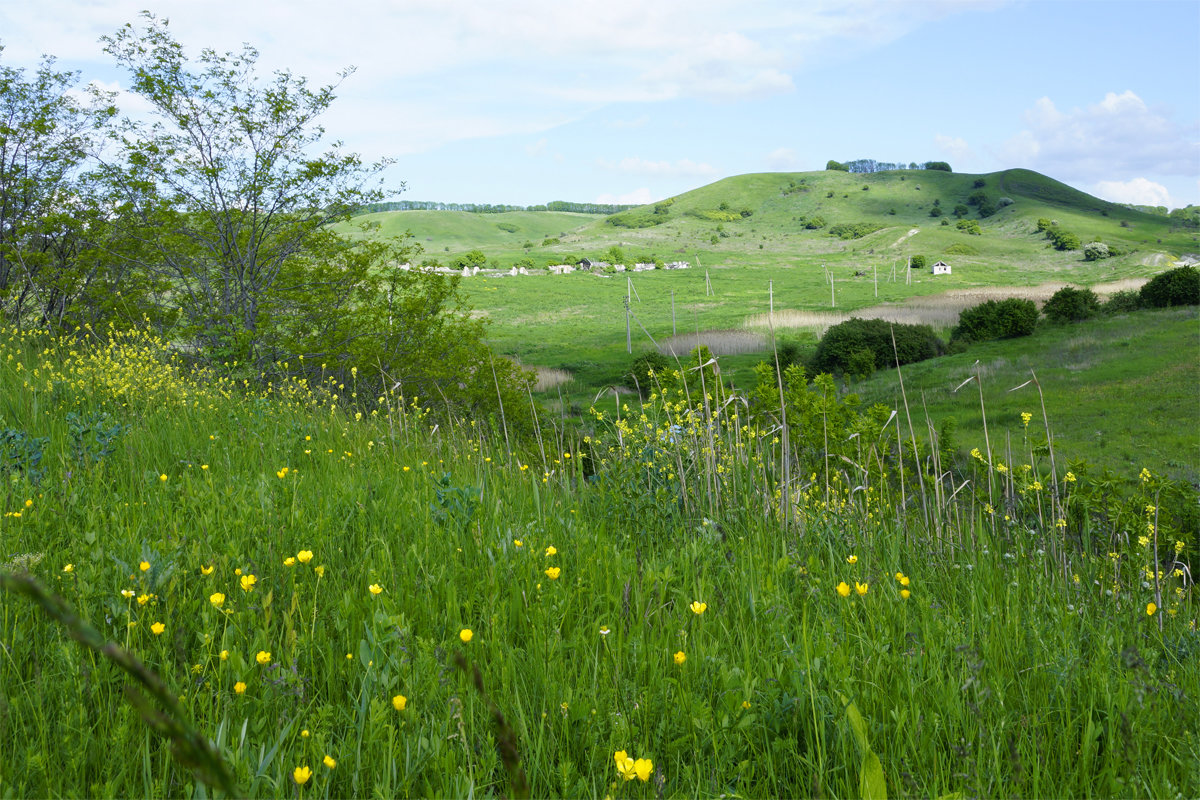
[369,583,383,595]
[392,694,407,711]
[545,567,561,580]
[240,574,257,592]
[313,565,325,577]
[545,546,557,556]
[460,628,473,643]
[151,622,165,635]
[635,758,653,782]
[297,550,313,564]
[836,582,851,597]
[689,601,707,615]
[293,766,311,785]
[323,755,336,769]
[234,681,246,694]
[1146,602,1157,616]
[62,564,74,573]
[283,557,296,566]
[139,561,150,572]
[673,651,686,665]
[201,565,214,575]
[209,592,225,607]
[855,582,869,596]
[256,650,271,665]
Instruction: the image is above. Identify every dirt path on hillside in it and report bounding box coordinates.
[892,228,920,247]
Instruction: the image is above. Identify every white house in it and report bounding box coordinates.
[931,260,952,275]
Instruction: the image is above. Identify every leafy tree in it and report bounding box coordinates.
[98,14,533,422]
[1103,289,1142,314]
[0,50,121,329]
[922,161,952,172]
[910,255,927,270]
[624,351,671,396]
[1082,242,1111,261]
[603,245,625,264]
[1042,286,1100,323]
[956,219,982,235]
[825,160,849,172]
[1050,230,1081,251]
[1140,265,1200,307]
[953,204,969,218]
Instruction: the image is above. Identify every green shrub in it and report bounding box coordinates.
[624,351,671,396]
[923,161,952,172]
[495,222,518,233]
[810,318,944,375]
[1043,286,1101,323]
[956,219,982,235]
[1046,228,1081,251]
[910,255,927,270]
[1083,242,1111,261]
[943,242,979,256]
[828,222,883,239]
[1103,290,1142,314]
[1140,265,1200,307]
[951,298,1038,343]
[804,216,826,230]
[826,160,849,171]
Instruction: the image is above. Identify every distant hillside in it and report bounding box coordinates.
[339,168,1199,273]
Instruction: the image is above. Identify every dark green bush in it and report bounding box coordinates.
[810,318,944,376]
[910,255,927,270]
[951,298,1038,343]
[624,351,671,396]
[1103,290,1142,314]
[1140,265,1200,307]
[828,222,883,239]
[1043,286,1101,323]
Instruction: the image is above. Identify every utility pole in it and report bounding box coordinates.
[873,263,878,297]
[769,279,774,327]
[624,294,631,354]
[671,289,676,336]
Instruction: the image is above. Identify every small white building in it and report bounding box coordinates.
[931,260,952,275]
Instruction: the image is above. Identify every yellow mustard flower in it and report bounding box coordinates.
[151,622,165,635]
[369,583,383,595]
[459,628,473,643]
[1021,412,1033,426]
[209,592,225,607]
[689,601,707,615]
[234,681,246,694]
[836,582,851,598]
[293,766,311,785]
[256,650,271,665]
[392,694,407,711]
[545,567,561,580]
[673,651,686,665]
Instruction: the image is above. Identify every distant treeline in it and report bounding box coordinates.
[359,200,639,214]
[827,159,953,173]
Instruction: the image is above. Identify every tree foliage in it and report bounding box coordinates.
[951,299,1038,343]
[810,318,944,377]
[1042,286,1101,323]
[1140,265,1200,307]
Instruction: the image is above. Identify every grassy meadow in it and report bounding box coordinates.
[1,323,1197,798]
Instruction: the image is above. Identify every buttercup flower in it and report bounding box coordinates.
[673,651,686,665]
[256,650,271,665]
[634,758,653,782]
[369,583,383,595]
[62,564,74,573]
[545,567,561,580]
[900,589,911,599]
[219,650,229,661]
[513,539,523,547]
[159,474,167,482]
[121,589,135,599]
[313,565,325,577]
[293,766,311,785]
[209,592,225,607]
[301,730,310,738]
[234,681,246,694]
[240,574,257,592]
[323,755,337,769]
[201,565,214,575]
[847,555,858,564]
[1146,602,1157,616]
[151,622,165,635]
[297,550,313,564]
[689,601,707,615]
[139,561,150,572]
[855,582,869,596]
[283,557,296,567]
[392,694,407,711]
[615,751,637,781]
[544,546,557,556]
[836,582,851,598]
[459,629,473,643]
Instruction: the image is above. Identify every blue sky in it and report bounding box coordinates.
[3,0,1197,208]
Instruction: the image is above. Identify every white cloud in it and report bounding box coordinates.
[934,134,970,161]
[765,147,802,170]
[1092,178,1172,208]
[595,187,658,205]
[1001,91,1200,184]
[596,157,718,178]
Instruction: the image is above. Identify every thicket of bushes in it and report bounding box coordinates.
[1141,265,1200,307]
[951,299,1039,343]
[810,318,944,377]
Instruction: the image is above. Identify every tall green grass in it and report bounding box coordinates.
[0,325,1196,797]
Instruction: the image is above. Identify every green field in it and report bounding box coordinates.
[1,324,1196,798]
